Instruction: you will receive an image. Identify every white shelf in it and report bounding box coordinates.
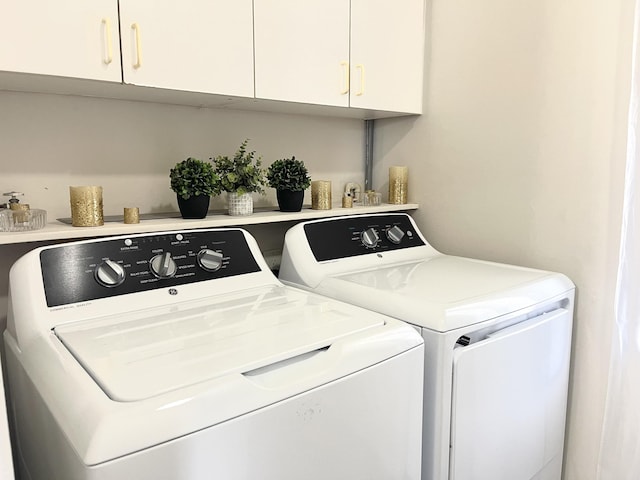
[0,203,418,245]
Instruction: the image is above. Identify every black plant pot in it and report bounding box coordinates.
[177,194,210,219]
[276,189,304,212]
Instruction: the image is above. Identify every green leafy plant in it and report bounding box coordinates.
[266,156,311,192]
[170,157,220,200]
[211,139,266,195]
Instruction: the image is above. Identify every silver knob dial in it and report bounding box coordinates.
[95,259,126,287]
[150,252,177,279]
[361,228,380,248]
[197,249,224,272]
[386,225,405,244]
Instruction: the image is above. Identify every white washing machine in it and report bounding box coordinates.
[3,227,424,480]
[0,355,15,479]
[279,213,575,480]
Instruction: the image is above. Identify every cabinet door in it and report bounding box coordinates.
[0,0,121,82]
[350,0,425,113]
[119,0,254,98]
[254,0,350,107]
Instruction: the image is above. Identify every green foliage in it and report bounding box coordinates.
[170,157,220,200]
[266,156,311,191]
[212,139,266,195]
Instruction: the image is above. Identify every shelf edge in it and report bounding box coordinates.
[0,203,418,245]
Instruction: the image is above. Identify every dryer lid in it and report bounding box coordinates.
[54,285,385,402]
[319,256,574,332]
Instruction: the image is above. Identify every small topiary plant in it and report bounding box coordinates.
[266,156,311,192]
[211,139,266,195]
[170,157,220,200]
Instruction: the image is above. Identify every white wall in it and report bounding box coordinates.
[374,0,634,478]
[0,91,366,332]
[0,91,365,220]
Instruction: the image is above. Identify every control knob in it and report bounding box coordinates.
[386,225,405,244]
[197,249,224,272]
[150,252,177,279]
[95,259,126,287]
[361,227,380,248]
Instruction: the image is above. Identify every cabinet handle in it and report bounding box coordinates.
[340,61,350,95]
[131,23,142,69]
[101,18,113,65]
[356,64,365,96]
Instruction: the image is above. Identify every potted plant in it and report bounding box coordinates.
[170,157,220,219]
[266,156,311,212]
[212,139,266,216]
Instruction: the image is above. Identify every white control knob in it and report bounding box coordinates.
[95,259,126,287]
[197,249,224,272]
[150,252,177,278]
[386,225,405,244]
[361,228,380,248]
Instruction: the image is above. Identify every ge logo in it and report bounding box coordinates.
[168,288,178,296]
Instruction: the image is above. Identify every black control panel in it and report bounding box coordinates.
[303,214,425,262]
[40,229,261,307]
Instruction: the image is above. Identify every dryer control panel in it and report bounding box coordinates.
[40,229,260,307]
[303,214,425,262]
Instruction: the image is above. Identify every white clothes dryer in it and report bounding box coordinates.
[3,227,424,480]
[279,213,575,480]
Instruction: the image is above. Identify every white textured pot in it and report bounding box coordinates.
[227,192,253,216]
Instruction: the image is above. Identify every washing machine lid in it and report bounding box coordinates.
[317,255,574,332]
[54,285,385,402]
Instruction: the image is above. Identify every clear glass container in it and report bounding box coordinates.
[363,190,382,206]
[0,208,47,232]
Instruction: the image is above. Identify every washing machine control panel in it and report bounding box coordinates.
[40,229,261,307]
[304,214,425,262]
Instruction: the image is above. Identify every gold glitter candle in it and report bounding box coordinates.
[389,166,408,204]
[69,186,104,227]
[123,207,140,224]
[311,180,332,210]
[10,203,30,224]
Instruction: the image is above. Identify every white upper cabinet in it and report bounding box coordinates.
[254,0,350,107]
[1,1,424,117]
[0,0,121,82]
[119,0,254,98]
[349,0,425,114]
[254,0,425,114]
